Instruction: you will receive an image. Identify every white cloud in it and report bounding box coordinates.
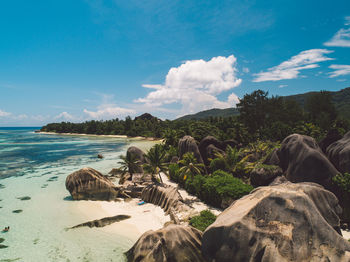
[0,110,11,117]
[279,84,288,88]
[329,64,350,78]
[243,67,250,73]
[54,112,75,121]
[84,106,135,120]
[136,55,242,115]
[325,17,350,47]
[253,49,334,82]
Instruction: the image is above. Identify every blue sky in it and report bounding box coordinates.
[0,0,349,126]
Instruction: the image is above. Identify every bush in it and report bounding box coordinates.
[333,173,350,193]
[169,163,180,183]
[209,157,227,173]
[202,170,253,207]
[190,210,216,231]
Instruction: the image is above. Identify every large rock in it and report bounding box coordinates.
[178,136,203,163]
[199,136,224,166]
[277,134,339,188]
[141,184,185,213]
[65,167,119,200]
[327,131,350,173]
[125,225,204,262]
[319,129,342,154]
[202,182,350,262]
[127,146,146,174]
[250,165,283,187]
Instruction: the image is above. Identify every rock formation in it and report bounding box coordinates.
[198,136,224,166]
[319,129,342,153]
[178,136,203,163]
[250,165,283,187]
[202,182,350,262]
[141,184,185,214]
[65,167,119,200]
[69,214,130,229]
[327,131,350,173]
[277,134,339,188]
[125,225,204,262]
[127,146,146,174]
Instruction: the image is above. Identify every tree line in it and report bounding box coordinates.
[41,89,350,144]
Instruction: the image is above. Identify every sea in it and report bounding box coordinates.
[0,127,157,262]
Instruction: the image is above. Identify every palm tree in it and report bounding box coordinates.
[116,151,141,176]
[214,145,241,173]
[179,152,205,181]
[143,144,168,183]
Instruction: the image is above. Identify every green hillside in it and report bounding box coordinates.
[177,87,350,120]
[176,108,239,120]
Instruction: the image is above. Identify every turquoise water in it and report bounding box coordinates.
[0,128,154,262]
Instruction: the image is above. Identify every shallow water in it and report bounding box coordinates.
[0,128,157,261]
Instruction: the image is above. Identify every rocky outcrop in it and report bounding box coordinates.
[70,215,130,229]
[319,129,342,153]
[127,146,146,174]
[141,184,185,214]
[202,182,350,262]
[199,136,224,166]
[327,131,350,173]
[250,165,283,187]
[277,134,339,188]
[125,225,204,262]
[206,144,224,163]
[178,136,203,163]
[65,167,119,200]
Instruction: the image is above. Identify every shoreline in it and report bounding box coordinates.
[37,131,163,141]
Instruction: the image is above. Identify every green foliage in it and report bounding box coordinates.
[178,152,205,181]
[168,163,180,183]
[209,157,228,173]
[333,173,350,193]
[305,91,337,130]
[117,151,141,175]
[202,170,253,207]
[189,210,216,231]
[143,144,168,182]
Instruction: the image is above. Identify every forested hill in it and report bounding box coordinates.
[177,87,350,120]
[176,108,239,120]
[287,87,350,120]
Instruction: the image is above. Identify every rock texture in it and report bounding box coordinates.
[125,225,204,262]
[319,129,342,154]
[199,136,224,166]
[141,184,185,214]
[250,165,283,187]
[65,167,119,200]
[202,182,350,262]
[277,134,339,188]
[70,215,130,229]
[127,146,146,174]
[178,136,203,163]
[327,131,350,173]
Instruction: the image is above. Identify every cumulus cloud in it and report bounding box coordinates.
[84,106,135,120]
[253,49,334,82]
[324,17,350,47]
[0,109,11,117]
[54,112,75,121]
[136,55,242,115]
[329,64,350,78]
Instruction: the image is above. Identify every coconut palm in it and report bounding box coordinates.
[143,144,168,183]
[179,152,205,181]
[116,151,141,176]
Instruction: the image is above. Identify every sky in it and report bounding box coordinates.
[0,0,350,126]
